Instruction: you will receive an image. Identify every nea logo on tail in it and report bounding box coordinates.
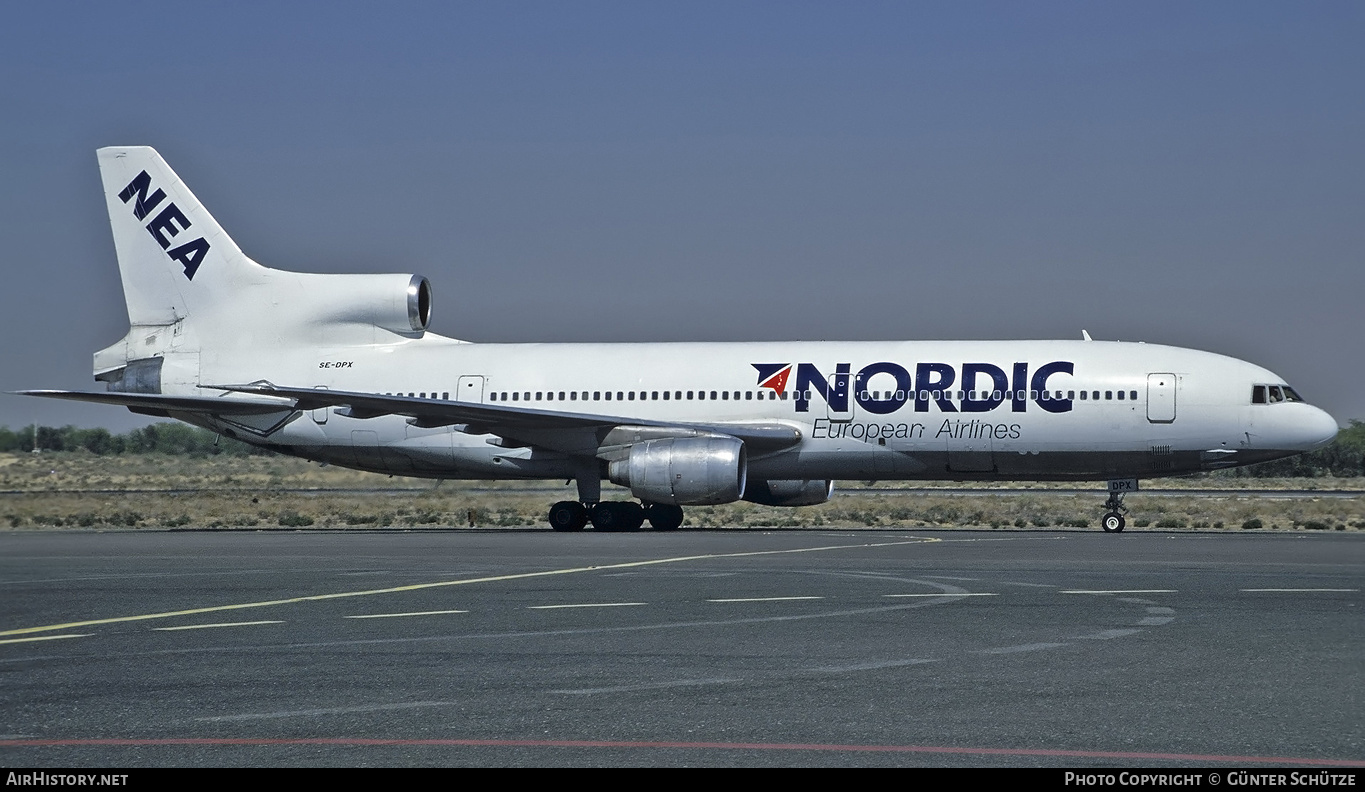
[117,171,211,280]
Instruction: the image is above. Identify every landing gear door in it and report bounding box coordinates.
[456,375,486,404]
[1147,373,1176,423]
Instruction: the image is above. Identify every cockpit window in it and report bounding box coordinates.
[1253,383,1305,404]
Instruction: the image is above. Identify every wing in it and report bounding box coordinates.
[209,383,803,457]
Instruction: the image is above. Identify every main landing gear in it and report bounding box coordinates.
[547,501,684,532]
[1101,490,1128,533]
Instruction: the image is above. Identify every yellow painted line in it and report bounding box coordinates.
[0,633,92,645]
[153,621,285,631]
[707,596,824,603]
[882,593,999,598]
[0,537,940,637]
[345,610,470,619]
[528,602,645,610]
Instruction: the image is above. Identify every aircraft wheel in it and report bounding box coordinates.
[549,501,587,532]
[646,504,684,531]
[1101,512,1126,533]
[624,502,645,531]
[590,502,643,532]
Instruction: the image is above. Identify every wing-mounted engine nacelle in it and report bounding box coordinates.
[607,436,747,506]
[743,479,835,507]
[302,273,432,337]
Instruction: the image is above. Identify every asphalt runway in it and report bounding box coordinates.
[0,528,1360,768]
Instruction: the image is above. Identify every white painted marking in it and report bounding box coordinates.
[1138,616,1175,626]
[1000,582,1059,588]
[345,610,469,619]
[528,602,647,610]
[1239,588,1359,593]
[197,701,453,722]
[153,621,284,631]
[0,633,91,645]
[925,576,981,581]
[978,642,1069,654]
[706,596,825,603]
[804,659,937,673]
[556,678,739,695]
[1062,590,1176,595]
[882,593,997,598]
[1074,629,1142,640]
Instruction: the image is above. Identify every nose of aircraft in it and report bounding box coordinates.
[1300,405,1340,450]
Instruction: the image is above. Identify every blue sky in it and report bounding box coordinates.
[2,1,1362,430]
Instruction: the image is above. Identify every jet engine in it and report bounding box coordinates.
[305,273,431,335]
[743,479,834,507]
[607,435,747,505]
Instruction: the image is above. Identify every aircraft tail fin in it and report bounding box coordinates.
[97,146,263,328]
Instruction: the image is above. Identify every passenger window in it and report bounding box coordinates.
[1105,391,1112,400]
[710,391,718,400]
[1130,391,1137,400]
[1117,391,1124,400]
[1067,391,1075,400]
[1079,391,1087,400]
[628,392,635,401]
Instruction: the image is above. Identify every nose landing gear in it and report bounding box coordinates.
[1101,489,1128,533]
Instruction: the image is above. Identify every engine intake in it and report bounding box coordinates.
[608,436,747,506]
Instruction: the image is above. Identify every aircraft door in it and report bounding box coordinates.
[825,371,854,422]
[456,375,486,403]
[1147,373,1176,423]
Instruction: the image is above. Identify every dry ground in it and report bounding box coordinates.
[1,452,1361,532]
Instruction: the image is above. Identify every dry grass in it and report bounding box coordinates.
[2,452,1361,531]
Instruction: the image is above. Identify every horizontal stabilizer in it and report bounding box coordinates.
[16,390,297,416]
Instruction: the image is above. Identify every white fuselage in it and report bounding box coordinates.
[188,334,1335,483]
